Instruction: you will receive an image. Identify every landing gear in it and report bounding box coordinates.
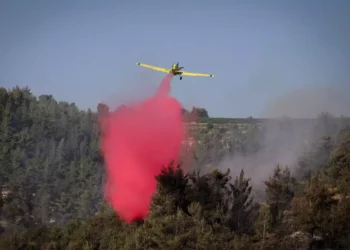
[180,76,183,80]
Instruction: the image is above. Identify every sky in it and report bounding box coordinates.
[1,0,350,117]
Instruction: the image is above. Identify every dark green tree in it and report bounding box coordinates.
[264,164,296,232]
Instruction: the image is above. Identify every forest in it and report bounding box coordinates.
[0,86,350,249]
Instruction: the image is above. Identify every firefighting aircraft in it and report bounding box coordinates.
[136,62,214,80]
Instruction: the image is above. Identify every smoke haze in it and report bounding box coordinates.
[262,84,350,118]
[217,83,350,195]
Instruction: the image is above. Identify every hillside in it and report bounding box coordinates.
[0,87,350,249]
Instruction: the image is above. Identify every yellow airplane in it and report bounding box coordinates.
[136,62,214,80]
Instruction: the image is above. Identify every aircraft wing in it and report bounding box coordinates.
[136,62,170,73]
[180,71,214,78]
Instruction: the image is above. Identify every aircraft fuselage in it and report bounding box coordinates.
[171,63,184,76]
[170,69,183,75]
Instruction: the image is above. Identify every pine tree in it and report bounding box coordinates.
[264,164,296,232]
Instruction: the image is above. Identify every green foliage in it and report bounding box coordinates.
[182,106,209,121]
[190,107,209,118]
[327,128,350,194]
[290,174,350,249]
[0,87,103,228]
[0,87,350,249]
[264,165,296,232]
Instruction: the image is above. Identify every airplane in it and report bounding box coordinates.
[136,62,214,80]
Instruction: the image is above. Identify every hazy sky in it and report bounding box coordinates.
[1,0,349,117]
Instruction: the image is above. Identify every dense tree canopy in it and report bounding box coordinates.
[0,86,350,249]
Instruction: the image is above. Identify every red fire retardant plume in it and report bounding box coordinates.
[99,75,184,222]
